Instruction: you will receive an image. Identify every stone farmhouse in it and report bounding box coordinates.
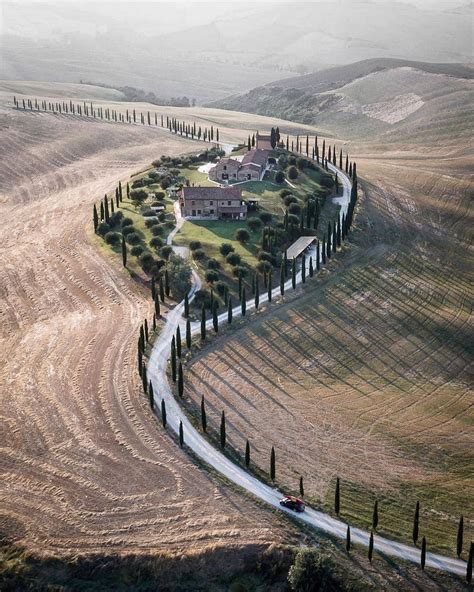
[180,186,247,220]
[209,149,270,182]
[256,131,273,150]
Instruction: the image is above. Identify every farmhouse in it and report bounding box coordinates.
[180,186,247,220]
[256,132,273,150]
[209,149,270,182]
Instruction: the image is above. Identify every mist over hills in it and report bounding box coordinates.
[1,1,472,103]
[210,58,474,147]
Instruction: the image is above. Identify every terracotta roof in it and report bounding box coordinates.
[218,157,240,166]
[182,186,242,201]
[241,149,270,168]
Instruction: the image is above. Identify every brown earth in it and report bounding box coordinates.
[0,103,293,556]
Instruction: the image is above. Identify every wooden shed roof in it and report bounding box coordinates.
[286,236,317,260]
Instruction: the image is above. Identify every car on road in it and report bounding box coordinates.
[279,496,305,512]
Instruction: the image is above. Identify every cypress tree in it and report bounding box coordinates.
[110,200,115,215]
[149,381,154,408]
[155,295,161,318]
[291,258,296,289]
[151,277,156,301]
[212,301,219,332]
[200,396,207,432]
[170,336,177,382]
[241,288,246,316]
[118,180,123,201]
[322,237,326,265]
[126,182,130,199]
[335,477,340,515]
[467,542,473,583]
[186,318,191,349]
[280,262,285,296]
[93,204,99,232]
[457,516,464,557]
[100,200,104,221]
[152,314,156,332]
[346,526,351,552]
[299,476,304,497]
[372,500,379,530]
[176,326,182,357]
[179,420,184,447]
[332,221,337,252]
[421,537,426,570]
[159,277,165,303]
[316,241,321,271]
[144,318,149,342]
[245,440,250,467]
[115,187,119,208]
[184,293,189,317]
[138,347,142,375]
[413,501,420,545]
[220,411,226,449]
[201,304,206,340]
[139,325,145,352]
[255,276,260,309]
[161,399,167,427]
[141,362,147,394]
[104,196,110,223]
[121,235,127,267]
[309,256,314,278]
[267,271,272,302]
[270,446,276,480]
[164,269,170,297]
[339,149,343,169]
[228,297,233,324]
[326,231,331,259]
[336,215,342,247]
[178,362,184,397]
[345,154,349,173]
[301,254,306,283]
[368,531,374,562]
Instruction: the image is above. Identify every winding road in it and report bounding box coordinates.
[147,162,467,577]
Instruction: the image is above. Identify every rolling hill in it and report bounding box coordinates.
[211,59,474,142]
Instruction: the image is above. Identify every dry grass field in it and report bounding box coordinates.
[182,128,474,555]
[0,81,472,590]
[0,88,298,557]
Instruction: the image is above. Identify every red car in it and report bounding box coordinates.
[279,496,305,512]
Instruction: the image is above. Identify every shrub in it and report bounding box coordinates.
[165,221,174,229]
[167,255,192,299]
[284,195,298,207]
[232,265,248,278]
[189,240,202,251]
[155,191,166,200]
[142,208,155,217]
[104,231,120,245]
[278,155,288,169]
[145,218,156,228]
[280,189,292,199]
[288,214,300,227]
[130,189,148,204]
[219,243,234,256]
[139,252,155,273]
[205,270,219,284]
[275,170,285,184]
[289,203,301,215]
[132,179,145,188]
[160,178,171,190]
[159,245,173,260]
[320,175,334,188]
[193,248,206,260]
[297,157,308,171]
[194,289,211,308]
[96,222,110,237]
[215,281,228,296]
[150,224,164,236]
[226,252,241,266]
[288,548,337,592]
[122,217,134,227]
[258,251,275,264]
[257,260,272,274]
[207,258,220,270]
[248,218,262,232]
[109,211,123,227]
[259,212,273,224]
[121,225,135,236]
[149,237,164,249]
[288,166,298,180]
[126,232,141,245]
[158,212,166,222]
[288,156,297,166]
[131,245,144,256]
[235,228,250,243]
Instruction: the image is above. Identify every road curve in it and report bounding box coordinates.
[147,162,466,577]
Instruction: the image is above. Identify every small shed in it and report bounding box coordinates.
[286,236,317,260]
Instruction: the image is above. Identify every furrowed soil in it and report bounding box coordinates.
[0,98,293,556]
[183,142,474,556]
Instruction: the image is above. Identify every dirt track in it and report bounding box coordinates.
[0,105,289,555]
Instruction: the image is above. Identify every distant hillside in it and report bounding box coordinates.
[210,59,474,143]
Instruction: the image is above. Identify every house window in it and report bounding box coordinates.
[210,209,214,214]
[191,200,195,205]
[228,201,231,205]
[192,209,196,216]
[233,173,236,178]
[210,201,213,205]
[223,165,227,171]
[198,209,202,215]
